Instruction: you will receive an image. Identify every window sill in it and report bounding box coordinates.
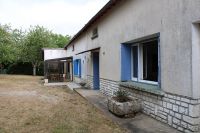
[119,81,165,97]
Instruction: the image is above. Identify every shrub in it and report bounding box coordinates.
[114,89,130,102]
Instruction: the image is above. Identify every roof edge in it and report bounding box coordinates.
[42,48,66,51]
[64,0,121,48]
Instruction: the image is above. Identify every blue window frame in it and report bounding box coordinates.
[121,34,160,86]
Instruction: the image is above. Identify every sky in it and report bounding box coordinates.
[0,0,109,36]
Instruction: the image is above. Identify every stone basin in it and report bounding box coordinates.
[107,97,141,117]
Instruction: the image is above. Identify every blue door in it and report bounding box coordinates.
[93,52,100,90]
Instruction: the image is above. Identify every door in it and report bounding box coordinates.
[93,52,100,90]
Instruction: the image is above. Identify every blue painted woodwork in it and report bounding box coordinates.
[73,60,77,75]
[93,52,100,90]
[121,44,131,81]
[73,59,81,77]
[78,59,81,77]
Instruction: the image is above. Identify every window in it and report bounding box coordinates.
[131,39,158,84]
[132,46,138,79]
[91,27,98,39]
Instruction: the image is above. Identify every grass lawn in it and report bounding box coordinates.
[0,75,126,133]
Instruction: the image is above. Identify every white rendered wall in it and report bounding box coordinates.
[43,49,67,61]
[192,23,200,99]
[66,0,200,98]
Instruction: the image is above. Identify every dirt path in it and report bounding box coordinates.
[0,75,125,133]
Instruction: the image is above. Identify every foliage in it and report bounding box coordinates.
[23,26,56,63]
[6,62,43,76]
[0,24,23,64]
[22,25,57,75]
[51,34,71,48]
[0,24,71,75]
[7,62,33,75]
[114,89,130,102]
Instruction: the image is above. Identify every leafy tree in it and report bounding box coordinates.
[0,24,71,75]
[51,34,71,48]
[23,25,58,76]
[11,28,25,62]
[0,24,24,72]
[0,24,14,64]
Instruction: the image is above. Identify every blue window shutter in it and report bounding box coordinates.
[73,59,81,77]
[79,59,81,77]
[73,60,77,75]
[121,44,131,81]
[73,60,75,75]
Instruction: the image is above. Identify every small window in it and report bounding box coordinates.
[132,39,158,84]
[91,27,98,39]
[72,45,74,51]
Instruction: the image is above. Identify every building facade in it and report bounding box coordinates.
[44,0,200,132]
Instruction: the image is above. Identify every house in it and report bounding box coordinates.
[44,0,200,132]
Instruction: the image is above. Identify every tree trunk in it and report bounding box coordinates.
[33,65,36,76]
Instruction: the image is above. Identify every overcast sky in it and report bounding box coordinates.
[0,0,109,36]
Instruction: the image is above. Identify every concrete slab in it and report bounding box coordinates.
[74,89,181,133]
[44,82,81,91]
[44,82,69,86]
[66,82,81,90]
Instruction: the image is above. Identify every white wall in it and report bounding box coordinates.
[43,49,68,61]
[66,0,200,98]
[192,23,200,99]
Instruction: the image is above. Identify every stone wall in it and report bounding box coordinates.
[99,78,119,96]
[83,76,200,132]
[86,75,93,89]
[74,76,83,83]
[121,86,200,133]
[86,75,119,95]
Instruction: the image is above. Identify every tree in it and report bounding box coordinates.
[23,25,58,76]
[51,34,71,48]
[0,24,71,75]
[0,24,24,72]
[11,28,25,63]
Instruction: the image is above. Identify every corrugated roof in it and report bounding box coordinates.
[64,0,122,49]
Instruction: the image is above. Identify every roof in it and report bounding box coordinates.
[64,0,122,49]
[42,48,65,51]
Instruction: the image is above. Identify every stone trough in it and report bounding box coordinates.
[107,97,141,117]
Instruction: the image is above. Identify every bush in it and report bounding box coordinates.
[0,69,7,74]
[6,62,44,76]
[114,89,130,102]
